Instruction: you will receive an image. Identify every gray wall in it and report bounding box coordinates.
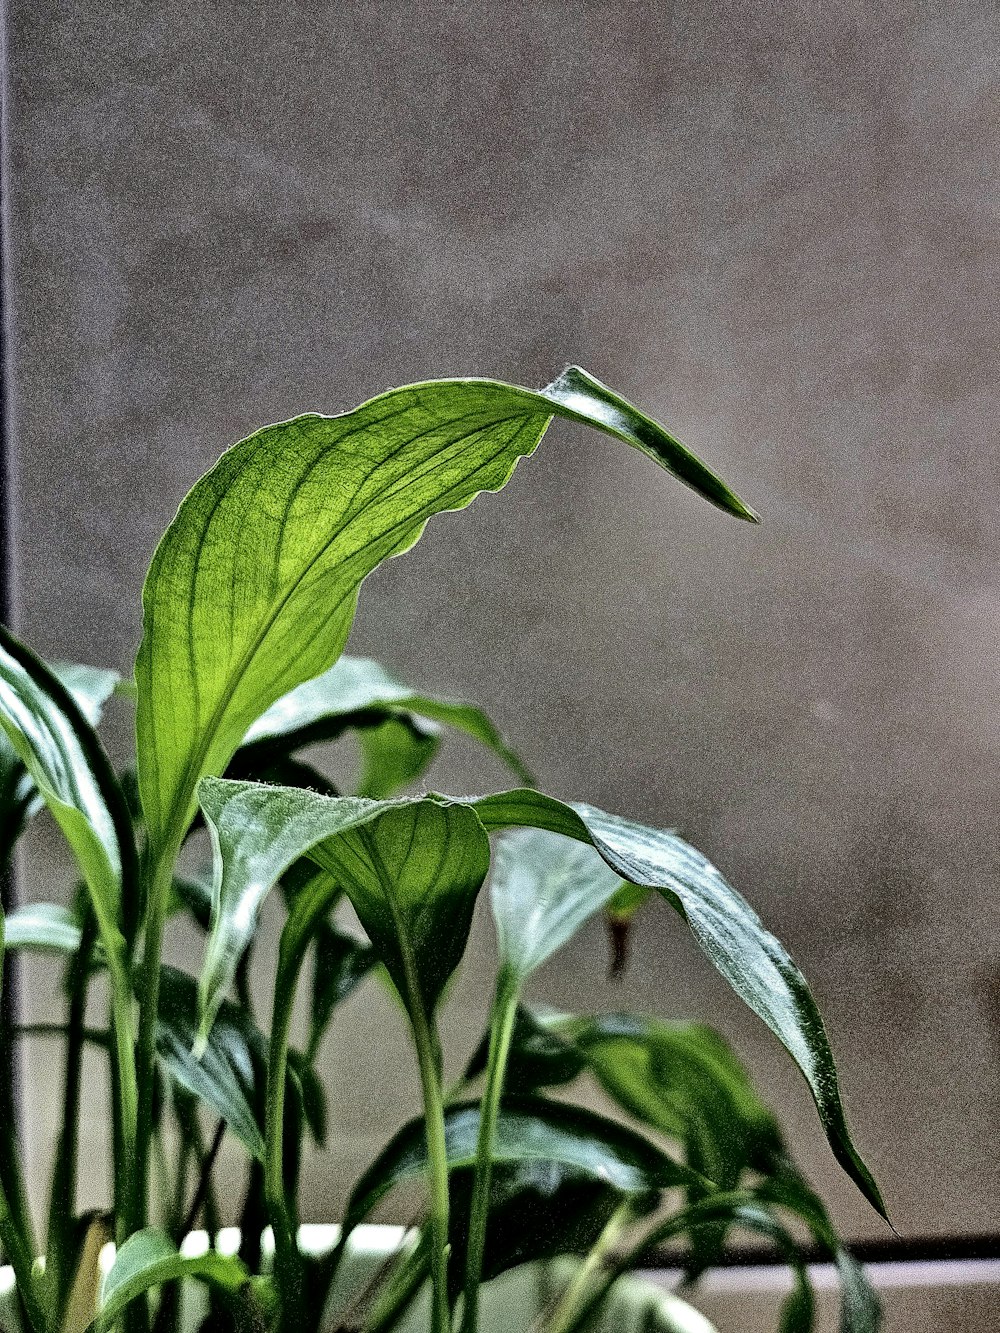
[6,0,999,1279]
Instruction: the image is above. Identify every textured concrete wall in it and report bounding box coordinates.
[6,0,999,1287]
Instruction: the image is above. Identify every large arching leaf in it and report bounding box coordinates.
[240,655,532,790]
[136,368,754,853]
[470,789,886,1220]
[343,1097,701,1230]
[197,779,489,1038]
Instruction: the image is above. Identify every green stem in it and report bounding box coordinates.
[0,1173,48,1333]
[541,1201,634,1333]
[548,1191,751,1333]
[104,939,140,1243]
[410,1009,451,1333]
[459,966,520,1333]
[264,938,306,1332]
[45,918,96,1318]
[134,844,178,1235]
[362,1233,432,1333]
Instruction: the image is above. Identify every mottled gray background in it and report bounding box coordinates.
[4,0,999,1323]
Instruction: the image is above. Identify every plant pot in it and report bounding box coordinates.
[0,1225,717,1333]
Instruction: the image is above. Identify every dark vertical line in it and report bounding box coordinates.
[0,0,20,1128]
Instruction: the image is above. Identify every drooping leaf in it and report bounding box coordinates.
[463,1005,586,1094]
[344,1096,701,1230]
[470,788,886,1219]
[98,1229,249,1328]
[308,920,376,1058]
[156,966,264,1160]
[0,628,135,953]
[136,368,754,854]
[241,654,531,791]
[0,661,119,857]
[197,779,490,1039]
[0,902,84,955]
[489,826,625,980]
[755,1171,881,1333]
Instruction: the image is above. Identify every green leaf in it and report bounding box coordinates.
[490,827,625,979]
[755,1171,881,1333]
[344,1096,700,1229]
[0,662,119,855]
[156,967,264,1161]
[0,902,84,955]
[98,1228,249,1328]
[197,779,489,1038]
[559,1014,780,1178]
[241,654,531,791]
[355,714,441,799]
[463,1005,587,1094]
[0,627,135,952]
[471,789,886,1220]
[136,368,754,852]
[446,1166,628,1296]
[308,920,376,1058]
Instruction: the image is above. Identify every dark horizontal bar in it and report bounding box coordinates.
[641,1232,1000,1270]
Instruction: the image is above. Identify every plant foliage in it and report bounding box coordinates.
[0,368,882,1333]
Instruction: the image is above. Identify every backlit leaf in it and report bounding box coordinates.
[136,368,754,853]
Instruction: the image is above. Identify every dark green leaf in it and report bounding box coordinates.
[308,921,376,1058]
[471,789,886,1219]
[490,827,624,979]
[463,1005,586,1094]
[98,1229,249,1328]
[156,967,264,1161]
[446,1165,627,1296]
[136,369,753,853]
[0,628,136,952]
[344,1096,700,1229]
[197,780,490,1038]
[355,714,441,799]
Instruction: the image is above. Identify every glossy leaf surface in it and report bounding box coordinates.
[136,368,753,851]
[197,779,489,1036]
[156,967,264,1160]
[489,827,624,979]
[98,1229,249,1327]
[0,628,135,944]
[344,1096,699,1228]
[471,788,885,1218]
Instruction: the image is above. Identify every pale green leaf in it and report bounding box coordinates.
[98,1228,248,1328]
[0,902,83,955]
[490,827,624,979]
[242,654,530,790]
[136,369,753,852]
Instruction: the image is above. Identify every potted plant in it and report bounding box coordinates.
[0,366,886,1333]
